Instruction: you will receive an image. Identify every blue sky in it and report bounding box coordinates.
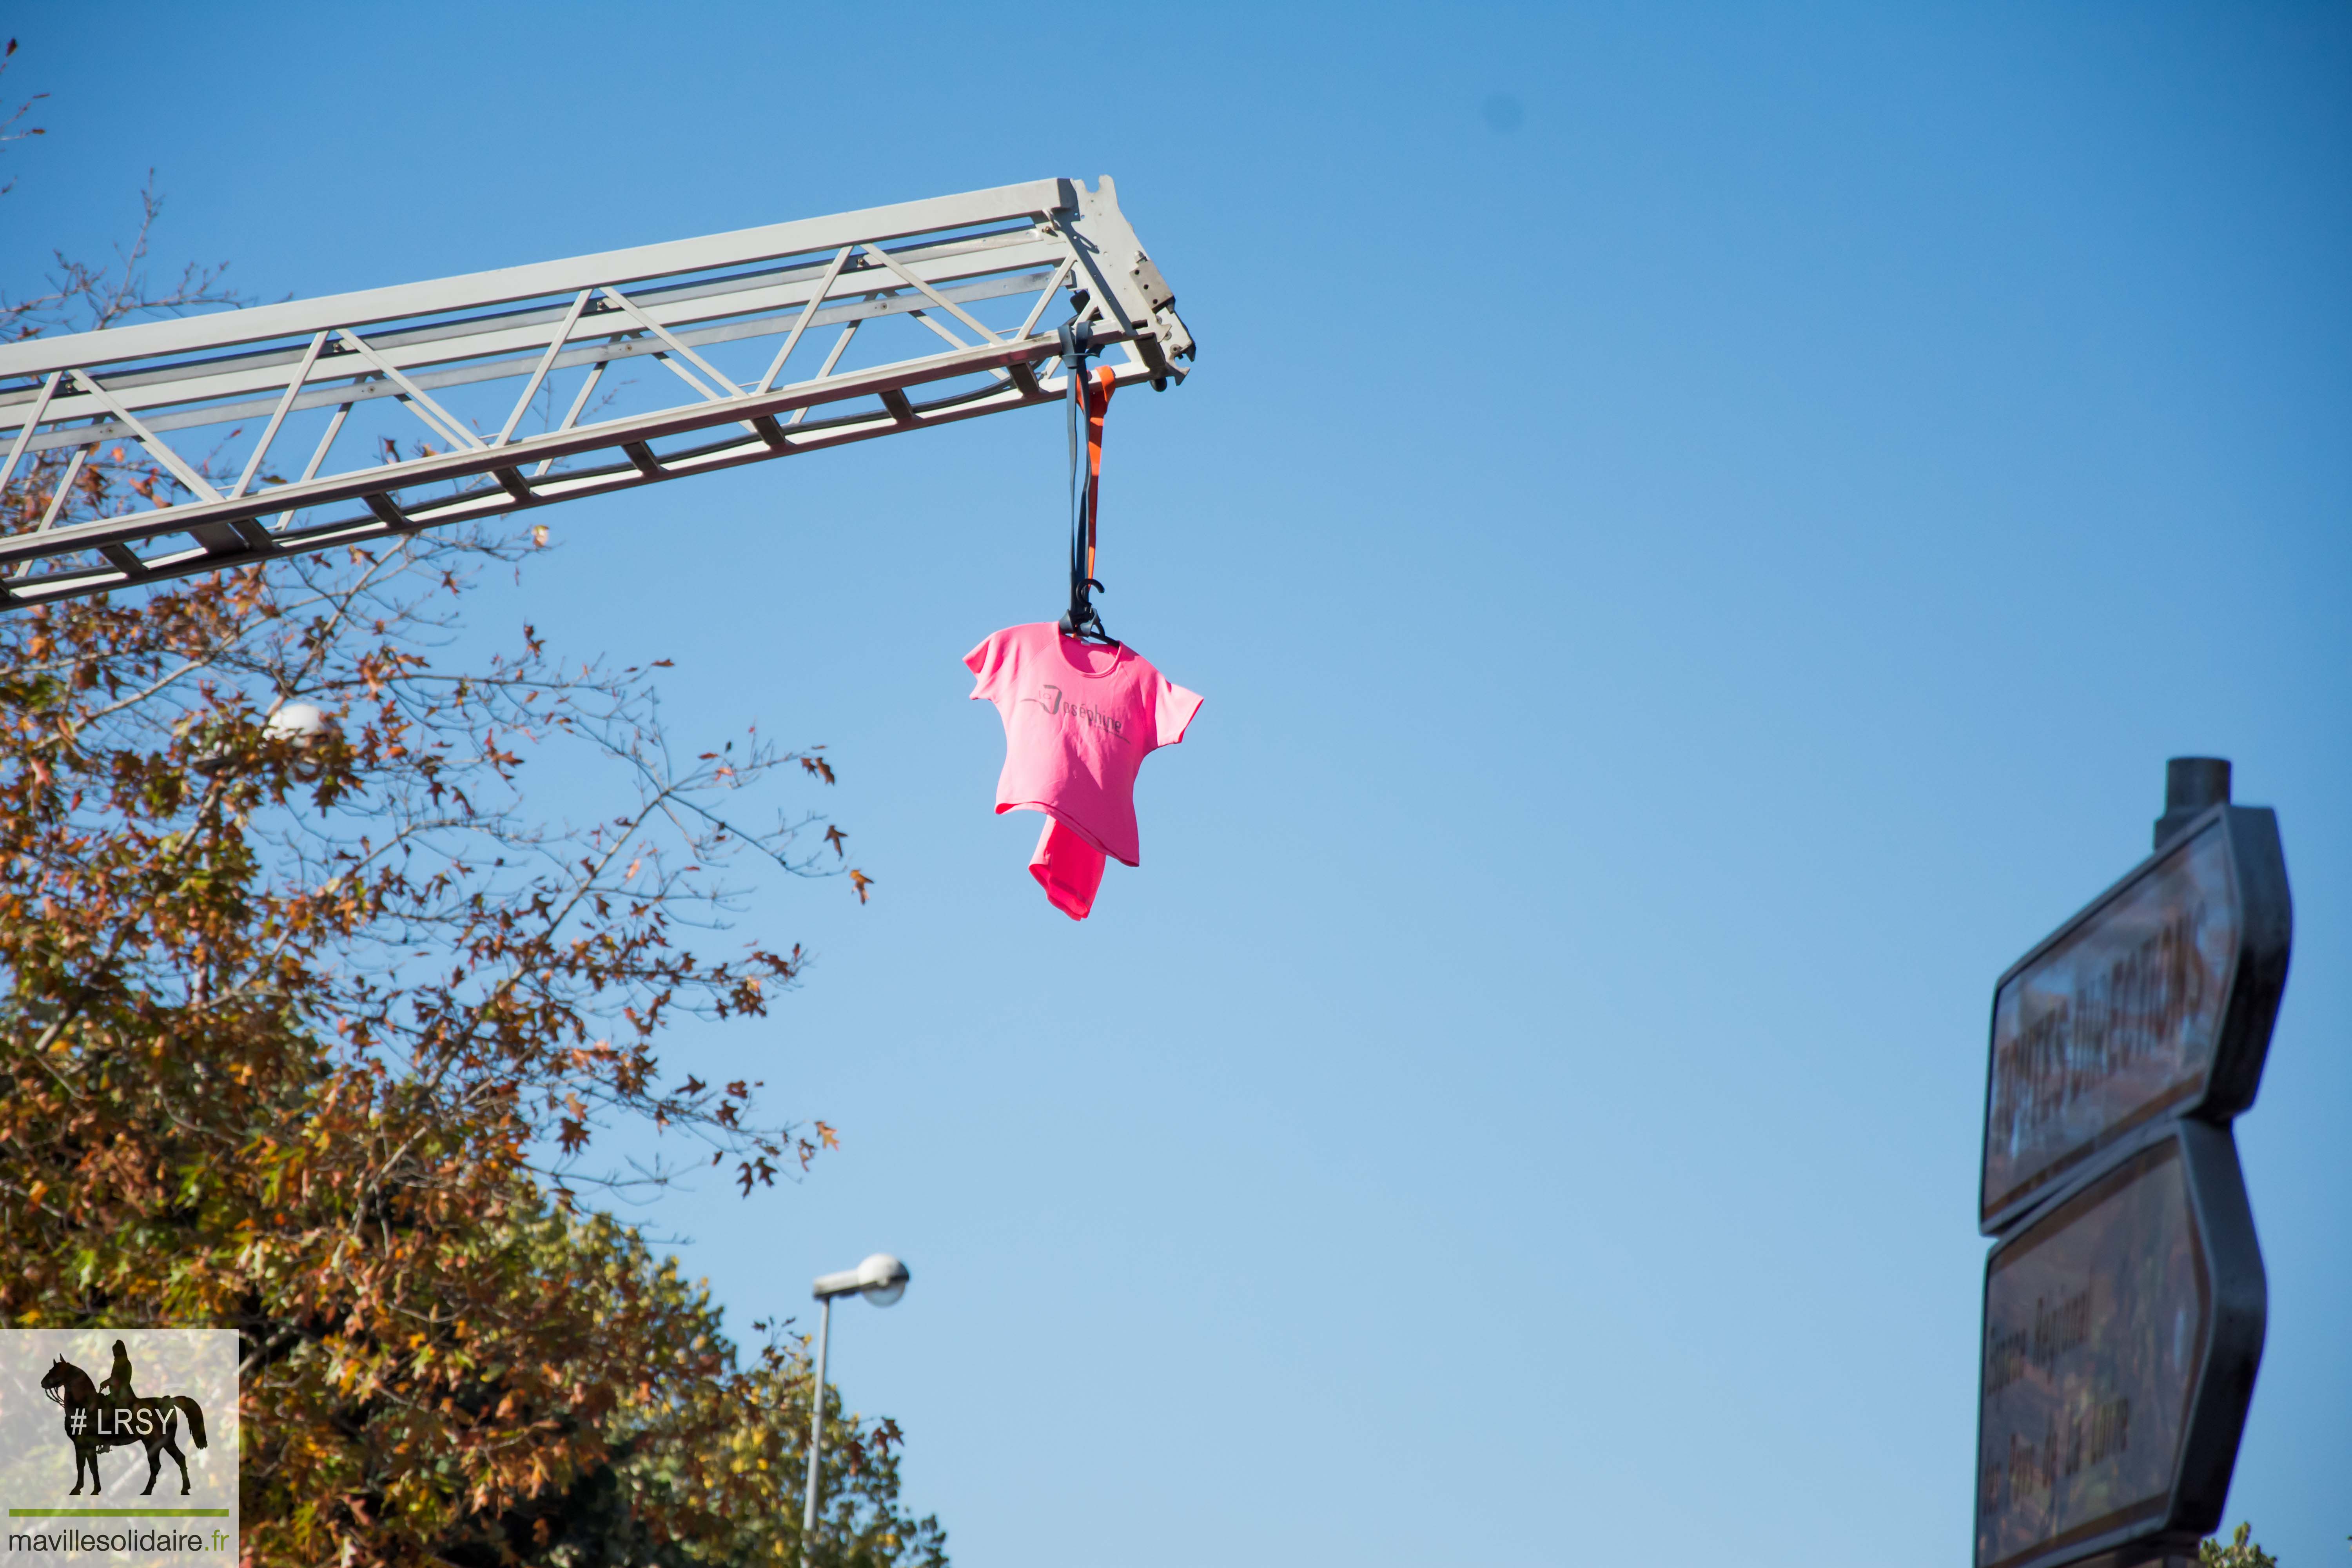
[6,3,2348,1563]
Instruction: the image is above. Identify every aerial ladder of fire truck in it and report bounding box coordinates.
[0,176,1193,611]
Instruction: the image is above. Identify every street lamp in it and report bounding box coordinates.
[801,1253,910,1558]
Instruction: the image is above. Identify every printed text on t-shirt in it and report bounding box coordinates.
[1020,684,1127,737]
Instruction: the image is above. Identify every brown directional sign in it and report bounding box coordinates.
[1981,806,2290,1235]
[1975,1121,2265,1568]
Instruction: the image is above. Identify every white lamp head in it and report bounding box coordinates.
[857,1252,909,1307]
[195,701,333,779]
[265,702,330,742]
[812,1252,910,1305]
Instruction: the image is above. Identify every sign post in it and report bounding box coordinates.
[1974,760,2290,1568]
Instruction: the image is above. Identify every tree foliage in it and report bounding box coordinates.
[2200,1524,2276,1568]
[1,60,937,1568]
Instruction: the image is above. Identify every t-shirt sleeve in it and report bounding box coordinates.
[965,630,1013,704]
[1154,678,1203,749]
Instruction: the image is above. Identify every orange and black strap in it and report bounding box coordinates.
[1084,366,1115,582]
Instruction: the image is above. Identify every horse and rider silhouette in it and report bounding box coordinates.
[36,1341,209,1496]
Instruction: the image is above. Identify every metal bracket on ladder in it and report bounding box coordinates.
[0,176,1193,609]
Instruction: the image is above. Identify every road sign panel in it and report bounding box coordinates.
[1980,806,2289,1235]
[1975,1121,2265,1568]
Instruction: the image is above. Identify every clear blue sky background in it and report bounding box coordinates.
[6,4,2347,1562]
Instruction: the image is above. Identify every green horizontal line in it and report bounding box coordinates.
[8,1507,230,1516]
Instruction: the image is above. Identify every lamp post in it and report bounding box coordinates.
[801,1253,910,1561]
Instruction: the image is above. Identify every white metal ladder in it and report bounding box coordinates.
[0,176,1192,608]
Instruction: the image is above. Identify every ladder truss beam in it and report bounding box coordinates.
[0,176,1192,607]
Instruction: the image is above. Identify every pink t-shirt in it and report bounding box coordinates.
[965,623,1202,867]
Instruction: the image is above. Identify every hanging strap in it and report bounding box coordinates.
[1058,322,1118,643]
[1085,366,1115,583]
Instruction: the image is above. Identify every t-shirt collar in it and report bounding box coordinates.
[1051,626,1127,681]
